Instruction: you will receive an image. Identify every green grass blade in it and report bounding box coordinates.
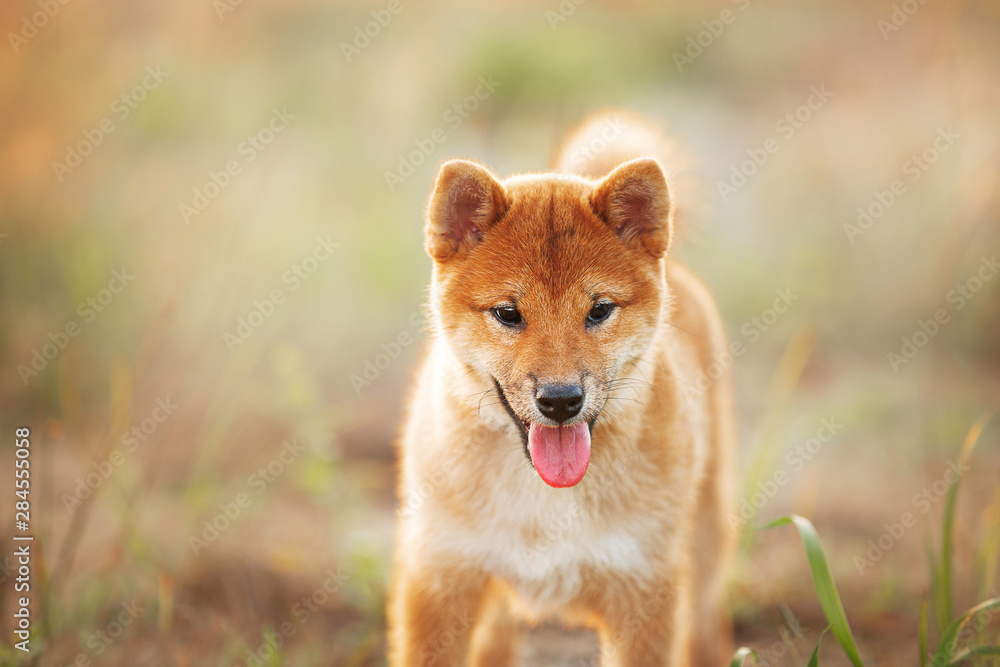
[974,486,1000,599]
[807,626,832,667]
[939,475,959,630]
[730,647,759,667]
[935,397,1000,631]
[948,645,1000,665]
[926,533,943,632]
[930,597,1000,665]
[764,515,865,667]
[919,600,928,667]
[806,643,821,667]
[740,326,817,552]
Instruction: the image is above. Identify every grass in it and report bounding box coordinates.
[933,398,1000,634]
[763,515,864,667]
[732,647,760,666]
[735,404,1000,666]
[739,324,818,553]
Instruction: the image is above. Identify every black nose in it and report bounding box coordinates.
[535,384,584,423]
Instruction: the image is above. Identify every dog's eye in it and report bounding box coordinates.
[492,306,523,327]
[587,302,614,325]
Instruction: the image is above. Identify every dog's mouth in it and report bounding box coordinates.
[491,379,596,488]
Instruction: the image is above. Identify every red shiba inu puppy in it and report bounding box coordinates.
[389,113,736,666]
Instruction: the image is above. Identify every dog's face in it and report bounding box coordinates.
[425,158,672,488]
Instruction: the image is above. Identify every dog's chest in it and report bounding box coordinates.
[423,479,652,613]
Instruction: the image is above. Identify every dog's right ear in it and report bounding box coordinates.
[425,160,509,262]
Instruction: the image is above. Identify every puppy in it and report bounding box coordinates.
[389,113,736,666]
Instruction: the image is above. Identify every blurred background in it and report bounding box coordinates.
[1,0,999,664]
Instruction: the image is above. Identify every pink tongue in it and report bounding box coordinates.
[528,422,591,488]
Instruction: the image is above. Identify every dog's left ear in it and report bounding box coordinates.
[425,160,510,262]
[590,158,672,258]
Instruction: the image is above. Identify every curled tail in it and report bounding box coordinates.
[553,110,697,242]
[552,111,677,177]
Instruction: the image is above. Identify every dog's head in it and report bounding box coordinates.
[424,158,672,488]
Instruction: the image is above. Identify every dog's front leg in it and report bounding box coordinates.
[595,578,691,667]
[388,561,488,667]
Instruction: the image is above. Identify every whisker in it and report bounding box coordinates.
[465,388,494,400]
[661,319,706,339]
[478,387,501,416]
